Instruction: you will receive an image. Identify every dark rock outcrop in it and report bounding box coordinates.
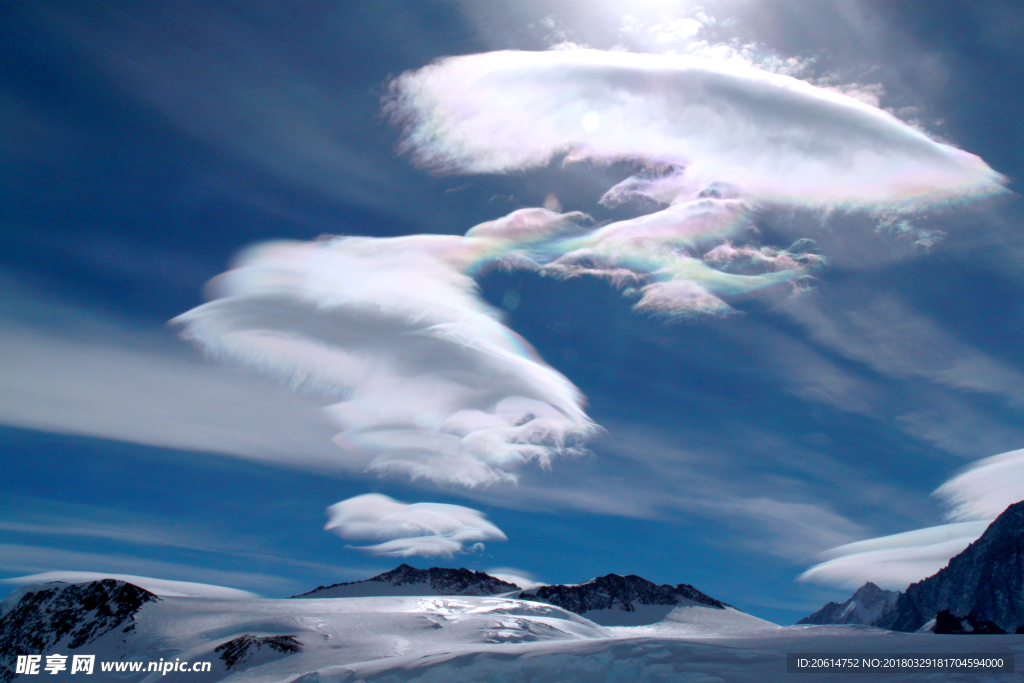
[797,582,901,626]
[933,610,1007,635]
[216,634,303,668]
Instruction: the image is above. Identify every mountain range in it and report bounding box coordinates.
[5,541,1023,683]
[0,570,775,682]
[292,563,749,627]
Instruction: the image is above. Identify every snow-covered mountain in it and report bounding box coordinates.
[291,563,520,598]
[516,573,734,626]
[3,576,1022,682]
[797,582,901,626]
[880,501,1024,633]
[0,579,159,682]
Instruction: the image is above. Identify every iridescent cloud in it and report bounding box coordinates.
[176,48,1006,487]
[387,49,1005,208]
[386,48,1004,317]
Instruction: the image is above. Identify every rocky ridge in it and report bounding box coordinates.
[797,582,901,626]
[292,563,520,598]
[518,573,727,619]
[215,634,303,668]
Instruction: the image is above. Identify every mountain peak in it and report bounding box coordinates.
[292,565,520,599]
[0,579,159,682]
[797,581,901,627]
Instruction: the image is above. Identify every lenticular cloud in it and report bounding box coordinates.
[173,234,595,486]
[801,448,1024,590]
[387,49,1004,207]
[934,447,1024,522]
[324,493,506,558]
[798,521,990,591]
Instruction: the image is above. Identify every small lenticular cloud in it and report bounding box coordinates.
[324,493,506,558]
[486,567,544,590]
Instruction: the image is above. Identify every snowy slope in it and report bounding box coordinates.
[5,579,1024,682]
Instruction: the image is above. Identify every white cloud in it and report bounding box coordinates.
[486,567,543,590]
[174,234,597,486]
[935,448,1024,522]
[0,571,257,599]
[799,522,988,591]
[387,49,1004,208]
[801,447,1024,590]
[324,493,506,558]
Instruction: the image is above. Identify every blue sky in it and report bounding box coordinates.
[2,0,1023,624]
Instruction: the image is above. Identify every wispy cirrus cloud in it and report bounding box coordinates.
[783,295,1024,405]
[450,421,890,563]
[324,493,506,558]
